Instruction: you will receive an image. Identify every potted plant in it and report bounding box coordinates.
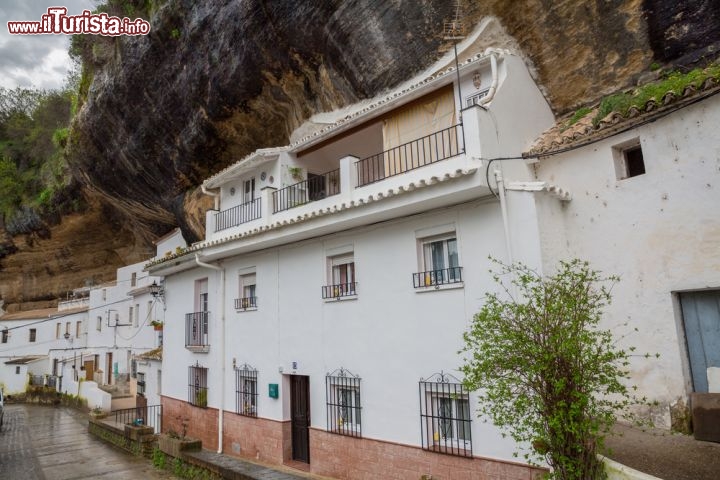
[150,320,163,331]
[89,405,107,420]
[288,166,303,181]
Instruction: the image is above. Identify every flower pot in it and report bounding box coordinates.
[158,434,202,458]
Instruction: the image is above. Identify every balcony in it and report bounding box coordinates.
[215,198,261,232]
[234,297,257,310]
[355,124,464,187]
[185,311,209,352]
[273,169,340,213]
[322,282,358,300]
[202,107,491,245]
[412,267,463,289]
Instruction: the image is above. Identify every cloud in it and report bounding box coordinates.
[0,0,98,91]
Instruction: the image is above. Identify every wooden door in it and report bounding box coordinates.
[84,360,94,381]
[290,375,311,463]
[680,291,720,392]
[106,352,113,385]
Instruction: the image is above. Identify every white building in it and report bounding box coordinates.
[147,36,555,479]
[527,78,720,429]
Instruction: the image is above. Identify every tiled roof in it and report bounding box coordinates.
[526,75,720,157]
[5,355,46,365]
[137,347,162,361]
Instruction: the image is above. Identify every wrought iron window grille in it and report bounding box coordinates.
[185,311,209,348]
[412,267,463,288]
[419,371,472,457]
[326,367,362,438]
[234,363,258,417]
[188,361,208,408]
[321,282,358,299]
[235,297,258,310]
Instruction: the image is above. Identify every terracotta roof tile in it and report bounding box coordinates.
[527,74,720,157]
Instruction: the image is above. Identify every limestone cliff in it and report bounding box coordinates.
[1,0,719,309]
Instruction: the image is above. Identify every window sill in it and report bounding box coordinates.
[323,294,358,303]
[236,307,258,313]
[186,345,210,353]
[415,282,464,293]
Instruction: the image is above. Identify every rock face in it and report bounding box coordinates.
[2,0,720,308]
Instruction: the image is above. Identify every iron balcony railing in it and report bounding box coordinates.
[413,267,463,288]
[272,169,340,213]
[234,297,257,310]
[111,404,162,433]
[185,311,209,348]
[355,124,464,187]
[214,198,261,232]
[321,282,358,299]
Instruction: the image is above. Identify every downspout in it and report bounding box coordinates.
[194,254,226,454]
[494,169,513,264]
[478,53,498,106]
[201,183,220,211]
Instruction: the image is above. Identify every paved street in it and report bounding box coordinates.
[0,404,174,480]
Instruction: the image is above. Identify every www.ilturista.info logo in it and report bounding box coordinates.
[7,7,150,36]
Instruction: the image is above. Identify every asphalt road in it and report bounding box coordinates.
[0,404,174,480]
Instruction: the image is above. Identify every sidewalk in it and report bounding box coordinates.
[182,449,337,480]
[603,423,720,480]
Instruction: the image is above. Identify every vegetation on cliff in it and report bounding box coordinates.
[0,86,85,238]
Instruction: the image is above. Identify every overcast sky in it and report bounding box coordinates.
[0,0,97,91]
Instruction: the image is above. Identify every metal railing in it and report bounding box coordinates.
[321,282,358,299]
[272,169,340,213]
[189,363,208,408]
[234,297,257,310]
[29,375,45,386]
[185,311,209,348]
[214,198,261,232]
[419,372,472,457]
[412,267,463,288]
[355,124,464,187]
[111,404,162,433]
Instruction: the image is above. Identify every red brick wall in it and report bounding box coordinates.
[308,428,544,480]
[222,411,287,463]
[161,395,219,451]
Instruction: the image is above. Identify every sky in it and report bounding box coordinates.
[0,0,96,91]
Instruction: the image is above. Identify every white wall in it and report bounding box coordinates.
[533,94,720,427]
[162,198,531,462]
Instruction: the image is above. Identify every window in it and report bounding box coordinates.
[188,363,208,407]
[1,329,8,343]
[102,289,106,301]
[419,372,472,457]
[157,369,162,395]
[96,316,102,331]
[187,280,209,349]
[235,273,257,310]
[322,254,357,298]
[414,234,462,288]
[76,321,82,338]
[326,368,362,437]
[134,303,140,327]
[56,323,61,339]
[129,306,135,327]
[65,322,70,336]
[244,177,255,203]
[16,366,20,374]
[235,364,258,417]
[137,372,145,396]
[29,328,37,342]
[131,272,137,287]
[613,139,646,180]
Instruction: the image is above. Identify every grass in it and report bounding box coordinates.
[591,62,720,127]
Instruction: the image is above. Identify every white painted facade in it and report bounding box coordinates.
[531,93,720,427]
[149,47,556,471]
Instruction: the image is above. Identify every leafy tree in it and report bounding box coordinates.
[461,259,644,480]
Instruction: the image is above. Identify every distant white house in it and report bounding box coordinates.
[146,30,555,478]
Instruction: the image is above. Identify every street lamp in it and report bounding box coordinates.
[149,281,164,303]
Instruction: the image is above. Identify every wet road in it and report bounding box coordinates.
[0,404,174,480]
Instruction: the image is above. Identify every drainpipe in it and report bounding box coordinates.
[201,183,220,211]
[478,53,498,106]
[194,254,226,454]
[494,169,513,264]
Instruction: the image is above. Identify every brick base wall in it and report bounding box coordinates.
[308,428,543,480]
[161,395,219,451]
[222,410,288,463]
